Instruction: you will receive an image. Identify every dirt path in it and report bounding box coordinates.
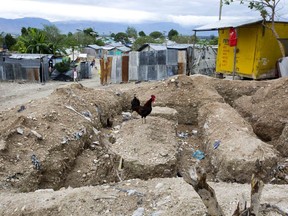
[0,67,101,112]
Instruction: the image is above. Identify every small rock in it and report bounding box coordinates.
[0,139,7,151]
[103,154,109,158]
[93,141,100,145]
[90,144,97,149]
[132,207,145,216]
[155,183,164,189]
[17,105,26,112]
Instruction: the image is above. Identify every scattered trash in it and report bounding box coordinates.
[122,112,132,121]
[92,127,101,135]
[177,131,189,138]
[6,172,23,182]
[151,211,163,216]
[65,105,92,122]
[61,137,69,144]
[192,150,205,160]
[213,140,221,149]
[191,129,198,135]
[74,131,83,140]
[132,207,144,216]
[74,128,86,140]
[31,154,41,170]
[16,127,24,135]
[17,105,26,112]
[92,141,100,145]
[115,187,144,197]
[30,130,43,140]
[81,110,92,118]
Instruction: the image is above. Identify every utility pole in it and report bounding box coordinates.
[219,0,223,20]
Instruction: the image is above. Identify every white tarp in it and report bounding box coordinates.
[278,57,288,77]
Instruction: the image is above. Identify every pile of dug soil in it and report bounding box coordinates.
[0,74,287,215]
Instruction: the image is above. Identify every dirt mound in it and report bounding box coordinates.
[111,116,178,180]
[0,178,287,216]
[0,83,124,192]
[0,74,288,214]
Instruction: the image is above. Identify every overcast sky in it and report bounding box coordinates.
[1,0,288,27]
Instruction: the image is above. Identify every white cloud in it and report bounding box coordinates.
[1,0,287,25]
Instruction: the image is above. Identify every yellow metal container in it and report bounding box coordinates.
[217,22,288,79]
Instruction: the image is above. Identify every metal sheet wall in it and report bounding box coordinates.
[0,57,50,82]
[128,51,139,81]
[191,46,217,76]
[128,50,179,82]
[105,46,216,84]
[111,56,122,83]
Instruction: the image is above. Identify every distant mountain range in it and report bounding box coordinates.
[0,17,209,36]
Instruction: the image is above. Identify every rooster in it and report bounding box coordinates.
[131,94,156,123]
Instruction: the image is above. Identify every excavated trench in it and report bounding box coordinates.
[1,77,287,194]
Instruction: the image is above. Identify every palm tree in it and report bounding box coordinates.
[16,28,49,54]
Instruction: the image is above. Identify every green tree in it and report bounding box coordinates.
[55,57,71,73]
[4,33,17,50]
[83,27,99,37]
[208,35,218,45]
[224,0,285,57]
[168,29,179,40]
[0,32,4,49]
[126,26,138,39]
[114,32,129,44]
[15,28,49,53]
[171,35,198,44]
[132,36,157,51]
[74,31,95,48]
[149,31,164,39]
[95,39,105,46]
[21,27,28,36]
[138,31,146,37]
[43,24,66,55]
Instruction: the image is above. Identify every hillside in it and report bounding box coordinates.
[0,17,198,35]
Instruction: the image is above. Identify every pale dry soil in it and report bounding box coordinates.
[0,73,287,216]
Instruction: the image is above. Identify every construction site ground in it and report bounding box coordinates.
[0,67,287,216]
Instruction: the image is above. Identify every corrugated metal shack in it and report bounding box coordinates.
[0,53,50,82]
[98,43,217,84]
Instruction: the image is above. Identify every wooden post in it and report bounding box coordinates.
[181,166,224,216]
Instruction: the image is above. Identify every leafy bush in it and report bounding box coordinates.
[55,57,71,73]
